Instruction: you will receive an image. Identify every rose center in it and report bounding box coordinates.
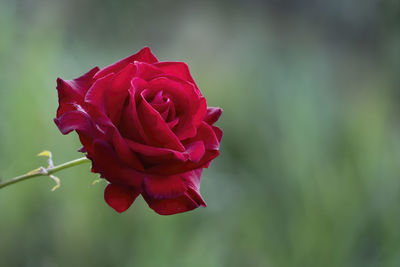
[143,90,179,129]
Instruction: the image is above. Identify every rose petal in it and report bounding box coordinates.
[84,73,114,111]
[68,67,100,94]
[182,168,202,189]
[94,47,158,80]
[142,192,198,215]
[137,90,185,151]
[212,126,223,143]
[119,81,152,143]
[106,63,136,124]
[143,174,187,199]
[191,97,207,130]
[183,169,206,206]
[111,128,144,171]
[167,117,179,129]
[184,141,205,163]
[154,62,196,85]
[56,67,99,117]
[142,169,206,215]
[146,77,201,140]
[104,183,140,213]
[54,109,97,136]
[91,139,144,188]
[125,139,187,161]
[57,67,99,98]
[76,132,95,155]
[54,106,104,155]
[186,187,207,207]
[204,107,222,125]
[144,169,205,201]
[85,104,144,171]
[147,150,219,176]
[125,139,205,164]
[134,61,163,81]
[56,79,82,117]
[183,122,220,150]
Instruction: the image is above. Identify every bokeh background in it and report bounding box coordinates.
[1,0,400,266]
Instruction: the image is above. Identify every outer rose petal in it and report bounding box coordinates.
[57,67,99,98]
[54,109,103,155]
[94,47,158,80]
[142,192,201,215]
[56,67,99,117]
[212,126,223,143]
[182,122,220,151]
[54,109,98,136]
[76,132,95,155]
[204,107,222,125]
[142,169,206,215]
[104,184,140,213]
[143,174,187,199]
[192,97,207,124]
[154,62,196,85]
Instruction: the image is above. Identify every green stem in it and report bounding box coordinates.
[0,157,90,189]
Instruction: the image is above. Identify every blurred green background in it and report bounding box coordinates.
[1,0,400,266]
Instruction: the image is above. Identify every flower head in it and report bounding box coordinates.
[54,47,222,215]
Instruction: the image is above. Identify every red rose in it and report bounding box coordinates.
[54,47,222,215]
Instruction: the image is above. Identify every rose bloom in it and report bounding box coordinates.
[54,47,222,215]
